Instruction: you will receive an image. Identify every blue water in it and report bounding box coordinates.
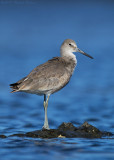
[0,0,114,160]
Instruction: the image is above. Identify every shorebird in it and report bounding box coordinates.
[10,39,93,130]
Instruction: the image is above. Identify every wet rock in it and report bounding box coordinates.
[79,122,113,137]
[58,122,76,131]
[26,129,61,138]
[9,133,25,137]
[78,121,103,138]
[2,122,113,139]
[25,122,113,139]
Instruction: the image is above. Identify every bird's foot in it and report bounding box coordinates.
[42,125,50,130]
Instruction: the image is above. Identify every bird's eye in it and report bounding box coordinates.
[69,43,71,46]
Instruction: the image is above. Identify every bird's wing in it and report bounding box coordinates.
[13,57,70,92]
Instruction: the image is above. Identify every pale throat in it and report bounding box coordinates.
[60,49,77,64]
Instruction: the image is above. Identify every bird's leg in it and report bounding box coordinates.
[43,94,50,130]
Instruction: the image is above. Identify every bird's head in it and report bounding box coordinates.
[60,39,93,59]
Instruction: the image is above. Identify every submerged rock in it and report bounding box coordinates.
[0,135,7,138]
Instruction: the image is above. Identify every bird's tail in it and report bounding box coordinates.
[10,83,20,93]
[10,77,27,93]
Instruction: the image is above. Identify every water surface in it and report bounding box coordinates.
[0,0,114,160]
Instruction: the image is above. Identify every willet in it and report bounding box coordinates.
[10,39,93,130]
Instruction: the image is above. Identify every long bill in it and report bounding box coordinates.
[77,48,93,59]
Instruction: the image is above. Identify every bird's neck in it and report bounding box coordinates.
[60,50,77,75]
[60,50,77,64]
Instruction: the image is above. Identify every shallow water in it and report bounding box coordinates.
[0,0,114,160]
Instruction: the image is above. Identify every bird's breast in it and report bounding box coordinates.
[64,57,77,76]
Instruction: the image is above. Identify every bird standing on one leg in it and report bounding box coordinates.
[10,39,93,130]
